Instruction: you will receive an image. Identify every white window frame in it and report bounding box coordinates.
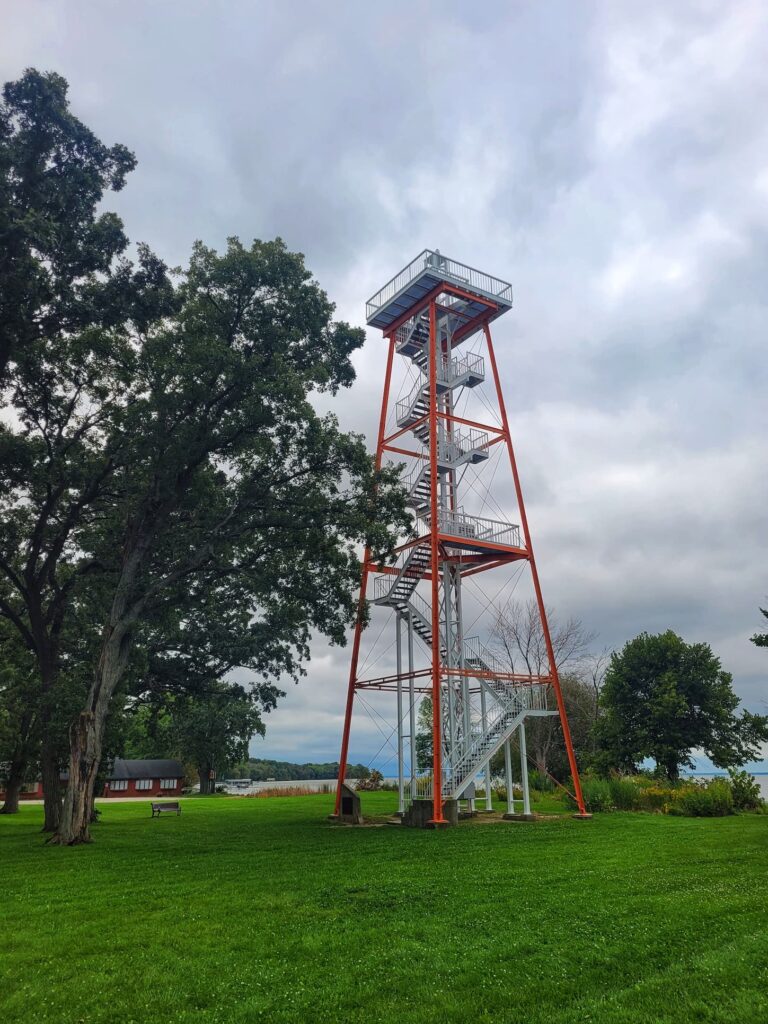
[110,779,128,792]
[135,778,153,791]
[160,778,177,789]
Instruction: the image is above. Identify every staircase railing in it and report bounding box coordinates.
[436,510,520,548]
[395,352,485,424]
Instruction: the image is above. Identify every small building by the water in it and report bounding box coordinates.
[102,759,184,798]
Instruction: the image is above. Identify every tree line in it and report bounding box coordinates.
[229,760,372,782]
[0,69,409,840]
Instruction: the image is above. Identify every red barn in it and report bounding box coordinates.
[102,759,184,798]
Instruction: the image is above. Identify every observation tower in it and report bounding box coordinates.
[334,250,587,826]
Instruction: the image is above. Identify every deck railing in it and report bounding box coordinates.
[366,250,513,322]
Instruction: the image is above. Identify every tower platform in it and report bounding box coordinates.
[366,249,513,331]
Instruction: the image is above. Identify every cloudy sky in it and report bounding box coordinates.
[3,0,766,771]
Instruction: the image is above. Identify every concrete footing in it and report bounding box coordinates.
[402,798,458,828]
[503,812,537,822]
[572,812,593,820]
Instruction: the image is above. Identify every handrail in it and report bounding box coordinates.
[437,510,521,548]
[367,250,513,322]
[395,351,486,424]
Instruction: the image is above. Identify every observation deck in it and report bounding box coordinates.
[366,249,513,332]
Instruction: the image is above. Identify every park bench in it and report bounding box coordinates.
[151,801,181,817]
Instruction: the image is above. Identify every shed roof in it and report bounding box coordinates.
[107,758,184,780]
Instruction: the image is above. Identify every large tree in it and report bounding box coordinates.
[170,683,267,795]
[490,599,595,774]
[0,68,175,830]
[52,236,407,844]
[0,69,408,844]
[595,630,768,781]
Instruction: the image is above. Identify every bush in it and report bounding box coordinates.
[672,779,734,817]
[356,769,384,792]
[727,769,764,811]
[529,769,555,793]
[570,777,614,813]
[607,776,642,810]
[637,783,676,812]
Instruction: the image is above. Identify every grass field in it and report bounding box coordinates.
[2,793,767,1024]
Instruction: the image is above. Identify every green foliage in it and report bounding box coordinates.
[671,779,734,818]
[727,769,764,811]
[562,773,761,817]
[528,768,556,792]
[607,775,642,810]
[242,759,369,781]
[415,696,433,771]
[577,777,614,812]
[356,769,384,792]
[0,68,165,378]
[595,630,768,781]
[750,607,768,649]
[635,780,677,812]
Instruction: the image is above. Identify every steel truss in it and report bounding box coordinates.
[335,251,587,823]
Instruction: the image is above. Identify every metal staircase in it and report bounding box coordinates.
[375,551,545,803]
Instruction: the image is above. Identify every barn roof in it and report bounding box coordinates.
[107,758,184,780]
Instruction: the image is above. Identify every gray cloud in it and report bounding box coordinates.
[2,0,766,768]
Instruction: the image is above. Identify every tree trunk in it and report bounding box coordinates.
[40,738,63,832]
[52,628,130,845]
[198,763,213,795]
[53,711,101,844]
[666,759,680,783]
[0,764,24,814]
[0,725,34,814]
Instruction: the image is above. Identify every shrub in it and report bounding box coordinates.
[727,769,764,811]
[490,783,522,803]
[608,776,642,810]
[356,769,384,792]
[569,777,614,812]
[673,779,734,817]
[529,769,555,792]
[637,783,676,812]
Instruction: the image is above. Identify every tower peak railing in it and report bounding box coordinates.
[366,250,513,323]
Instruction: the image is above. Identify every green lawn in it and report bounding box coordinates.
[2,794,767,1024]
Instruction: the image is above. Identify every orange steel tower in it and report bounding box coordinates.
[334,250,587,825]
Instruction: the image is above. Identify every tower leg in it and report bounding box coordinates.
[456,570,473,811]
[396,612,405,815]
[427,298,446,825]
[479,684,493,811]
[408,611,416,802]
[519,721,531,817]
[504,739,514,815]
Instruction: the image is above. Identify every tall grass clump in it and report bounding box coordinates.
[670,779,734,817]
[570,777,614,812]
[529,769,555,792]
[607,776,642,810]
